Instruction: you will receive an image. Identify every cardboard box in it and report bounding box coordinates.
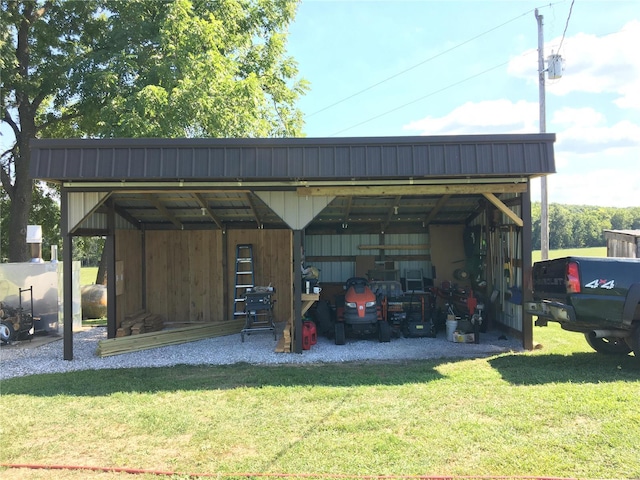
[453,333,475,343]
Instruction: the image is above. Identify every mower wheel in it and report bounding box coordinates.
[0,321,15,344]
[378,321,391,343]
[335,322,346,345]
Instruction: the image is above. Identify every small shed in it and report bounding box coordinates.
[605,230,640,258]
[29,134,556,359]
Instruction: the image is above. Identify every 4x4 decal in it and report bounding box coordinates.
[585,279,615,289]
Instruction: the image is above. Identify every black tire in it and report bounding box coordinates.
[584,333,632,355]
[0,321,15,344]
[631,323,640,359]
[334,322,346,345]
[378,321,391,343]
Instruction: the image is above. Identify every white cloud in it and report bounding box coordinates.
[508,20,640,109]
[403,99,538,135]
[551,107,640,153]
[532,168,640,208]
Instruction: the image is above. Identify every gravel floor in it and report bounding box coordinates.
[0,324,523,380]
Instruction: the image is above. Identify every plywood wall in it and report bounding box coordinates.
[226,229,293,324]
[116,229,143,326]
[117,228,294,326]
[145,230,225,323]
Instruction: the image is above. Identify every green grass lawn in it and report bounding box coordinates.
[532,246,607,263]
[80,266,99,286]
[1,324,638,480]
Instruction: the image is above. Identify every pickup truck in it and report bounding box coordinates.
[525,256,640,358]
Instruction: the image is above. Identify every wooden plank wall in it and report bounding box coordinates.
[145,230,225,323]
[115,230,143,326]
[117,229,294,326]
[226,229,293,324]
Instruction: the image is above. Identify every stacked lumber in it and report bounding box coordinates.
[116,311,164,337]
[97,319,244,357]
[275,320,292,353]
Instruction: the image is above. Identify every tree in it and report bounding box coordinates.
[1,0,308,262]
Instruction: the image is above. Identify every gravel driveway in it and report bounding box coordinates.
[0,325,523,380]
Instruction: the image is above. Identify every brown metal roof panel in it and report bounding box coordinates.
[30,134,556,181]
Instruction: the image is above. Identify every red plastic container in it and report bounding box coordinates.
[302,320,317,350]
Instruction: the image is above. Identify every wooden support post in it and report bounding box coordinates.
[106,199,117,339]
[62,188,73,361]
[521,187,533,351]
[293,229,302,353]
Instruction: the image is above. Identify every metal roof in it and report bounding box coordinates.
[30,134,555,233]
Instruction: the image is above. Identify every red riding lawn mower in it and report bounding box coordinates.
[334,277,391,345]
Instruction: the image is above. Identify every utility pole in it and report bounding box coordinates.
[536,8,549,260]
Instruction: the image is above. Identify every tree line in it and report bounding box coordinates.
[531,202,640,250]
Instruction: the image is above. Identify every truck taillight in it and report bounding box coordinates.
[566,261,581,293]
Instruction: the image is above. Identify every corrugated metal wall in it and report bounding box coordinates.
[305,232,431,283]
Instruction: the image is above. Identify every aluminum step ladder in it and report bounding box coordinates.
[234,244,255,317]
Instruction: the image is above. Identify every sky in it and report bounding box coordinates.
[286,0,640,208]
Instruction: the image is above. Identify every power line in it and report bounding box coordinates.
[556,0,576,55]
[308,2,564,120]
[329,58,516,137]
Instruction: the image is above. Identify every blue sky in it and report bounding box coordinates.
[287,0,640,208]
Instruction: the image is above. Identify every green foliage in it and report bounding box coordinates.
[531,202,640,250]
[1,0,307,261]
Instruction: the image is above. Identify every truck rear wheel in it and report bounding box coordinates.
[584,333,632,355]
[632,323,640,359]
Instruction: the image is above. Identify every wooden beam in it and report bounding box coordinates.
[145,193,183,229]
[423,194,450,226]
[194,193,224,229]
[96,321,245,357]
[483,192,524,227]
[298,183,527,196]
[382,195,402,231]
[358,244,430,250]
[245,193,262,228]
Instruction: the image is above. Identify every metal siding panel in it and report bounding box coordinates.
[429,145,446,175]
[96,148,113,177]
[256,147,272,177]
[476,144,492,174]
[397,145,413,175]
[350,146,366,176]
[144,148,161,177]
[460,144,476,174]
[193,148,209,177]
[224,148,241,177]
[381,146,397,176]
[508,143,525,173]
[303,147,319,177]
[65,148,81,177]
[162,148,178,178]
[30,134,556,181]
[318,147,335,177]
[240,147,257,177]
[177,147,194,178]
[335,147,350,177]
[365,146,382,175]
[80,148,96,177]
[128,148,145,178]
[286,146,303,177]
[113,148,131,177]
[492,144,508,173]
[273,147,289,176]
[413,145,428,174]
[444,144,461,175]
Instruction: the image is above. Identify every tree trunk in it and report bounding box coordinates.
[7,115,35,263]
[96,244,108,285]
